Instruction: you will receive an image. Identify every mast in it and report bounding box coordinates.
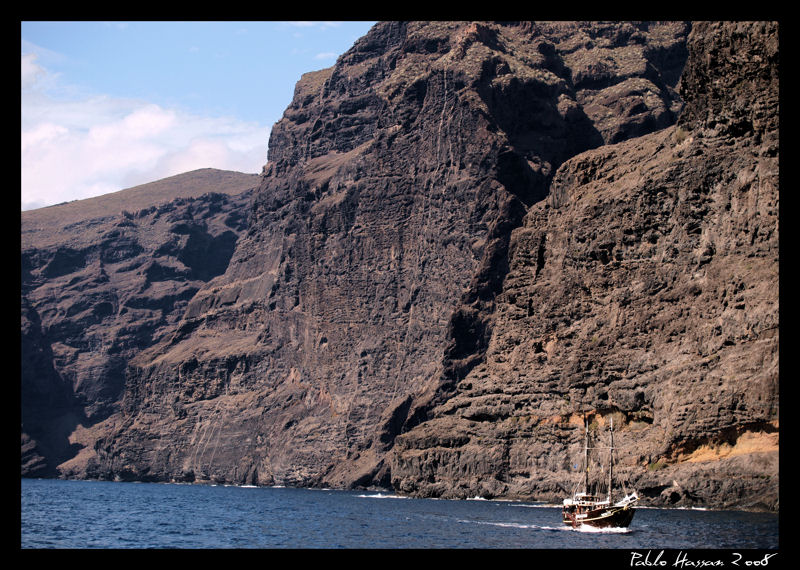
[608,416,614,502]
[583,413,589,494]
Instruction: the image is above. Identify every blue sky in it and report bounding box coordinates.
[21,21,377,210]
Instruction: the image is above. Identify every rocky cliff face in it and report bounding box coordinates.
[391,21,779,511]
[21,169,259,477]
[21,22,778,511]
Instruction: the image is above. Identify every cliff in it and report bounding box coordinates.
[20,22,778,511]
[391,21,779,511]
[21,169,260,476]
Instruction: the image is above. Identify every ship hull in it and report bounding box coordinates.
[562,504,636,528]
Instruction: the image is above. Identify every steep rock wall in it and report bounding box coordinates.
[81,22,694,491]
[22,22,778,512]
[21,170,259,477]
[391,21,779,511]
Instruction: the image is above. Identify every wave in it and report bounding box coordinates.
[356,493,408,499]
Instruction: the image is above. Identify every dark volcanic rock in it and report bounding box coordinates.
[21,22,778,512]
[74,21,695,490]
[391,21,779,511]
[21,169,259,476]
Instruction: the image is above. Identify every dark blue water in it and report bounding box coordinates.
[20,478,778,550]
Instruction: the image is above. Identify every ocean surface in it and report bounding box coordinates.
[20,478,779,551]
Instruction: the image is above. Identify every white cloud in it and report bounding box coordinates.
[21,53,45,89]
[314,52,339,60]
[21,52,268,211]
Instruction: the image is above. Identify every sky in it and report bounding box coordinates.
[20,21,377,211]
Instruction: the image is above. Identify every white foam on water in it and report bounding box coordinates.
[459,519,632,533]
[357,493,407,499]
[572,524,631,534]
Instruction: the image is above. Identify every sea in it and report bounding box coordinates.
[20,478,779,558]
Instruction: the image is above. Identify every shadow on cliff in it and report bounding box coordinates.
[21,301,89,477]
[404,79,606,431]
[157,222,239,282]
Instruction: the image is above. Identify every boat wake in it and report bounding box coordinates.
[458,520,543,530]
[569,524,632,534]
[459,519,631,533]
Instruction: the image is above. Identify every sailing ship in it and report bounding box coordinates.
[562,414,639,528]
